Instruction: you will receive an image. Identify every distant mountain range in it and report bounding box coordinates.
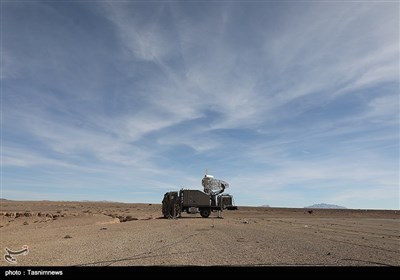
[305,203,346,209]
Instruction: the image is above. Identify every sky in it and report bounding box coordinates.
[1,1,399,209]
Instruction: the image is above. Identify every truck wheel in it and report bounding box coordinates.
[200,209,210,218]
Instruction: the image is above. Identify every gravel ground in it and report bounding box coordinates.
[0,201,399,267]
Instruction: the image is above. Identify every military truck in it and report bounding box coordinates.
[162,173,237,218]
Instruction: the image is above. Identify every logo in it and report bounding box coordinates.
[4,245,29,264]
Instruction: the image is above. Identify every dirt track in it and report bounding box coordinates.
[0,201,399,266]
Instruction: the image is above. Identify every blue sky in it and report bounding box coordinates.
[1,1,399,209]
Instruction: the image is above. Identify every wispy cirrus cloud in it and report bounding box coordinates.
[2,1,398,208]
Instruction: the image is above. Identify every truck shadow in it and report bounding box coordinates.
[156,216,224,219]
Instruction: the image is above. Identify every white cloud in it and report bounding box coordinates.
[2,2,398,208]
[103,2,174,62]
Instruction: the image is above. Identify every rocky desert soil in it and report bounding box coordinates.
[0,200,399,266]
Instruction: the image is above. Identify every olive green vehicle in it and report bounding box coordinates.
[162,173,237,219]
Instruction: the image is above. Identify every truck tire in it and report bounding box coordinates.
[200,208,210,218]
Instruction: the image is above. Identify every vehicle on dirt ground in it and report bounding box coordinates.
[162,172,238,219]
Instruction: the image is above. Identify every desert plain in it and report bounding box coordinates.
[0,200,399,267]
